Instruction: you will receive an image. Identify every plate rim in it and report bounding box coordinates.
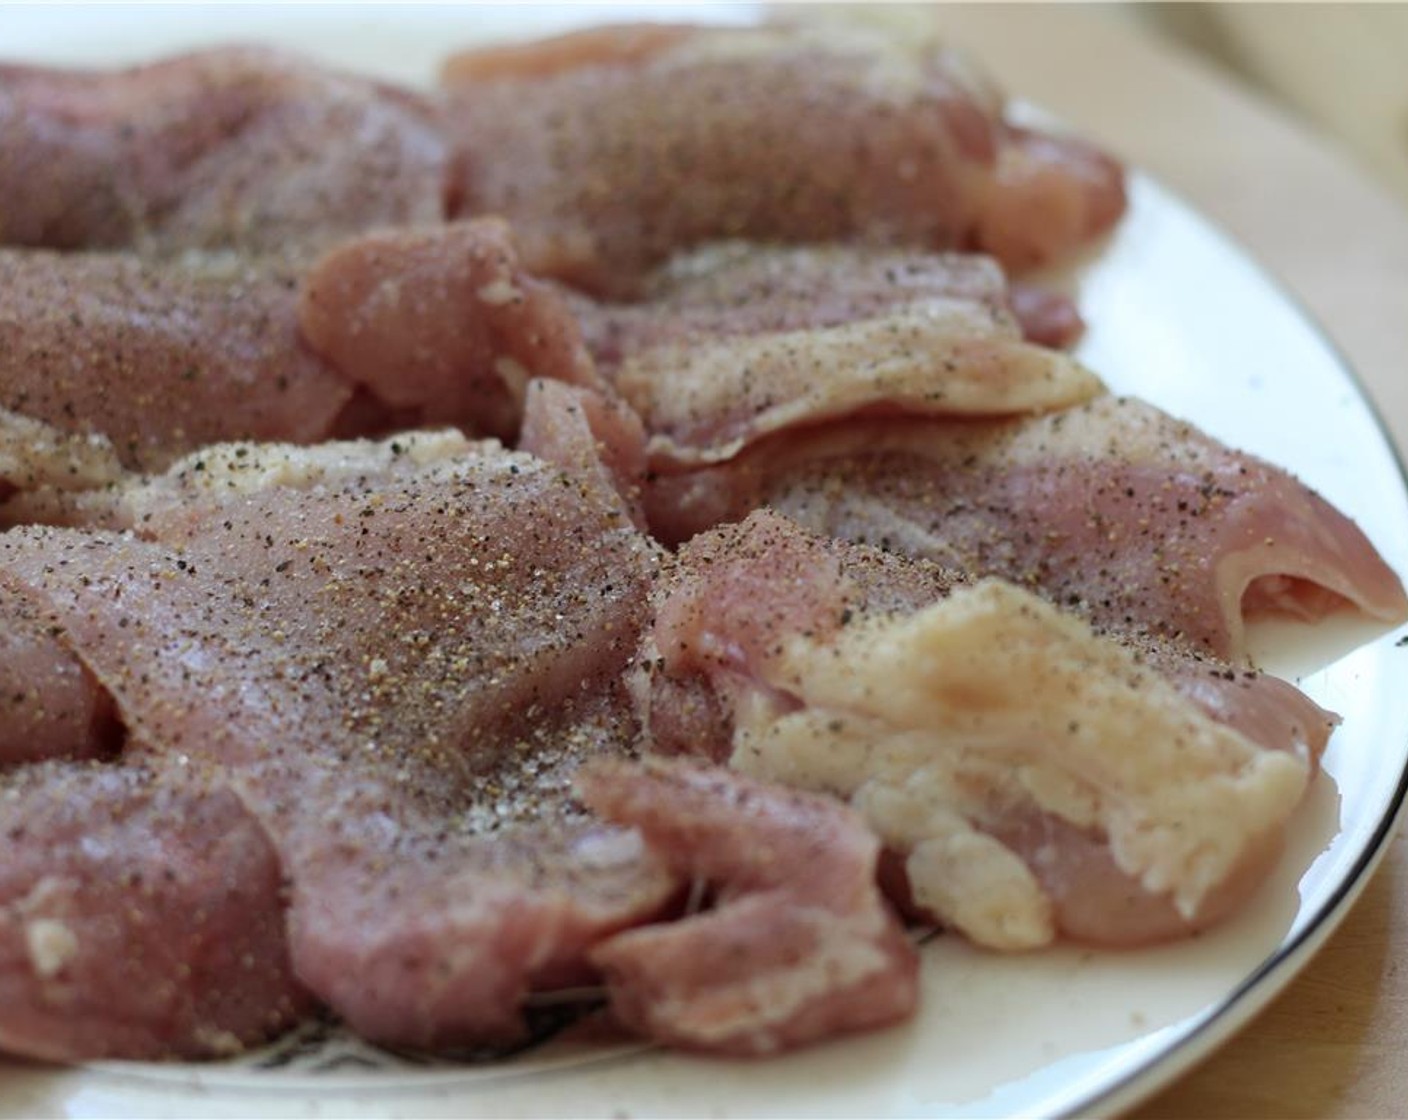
[1057,169,1408,1119]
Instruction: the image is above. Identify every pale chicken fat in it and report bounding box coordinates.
[641,512,1333,948]
[0,409,126,498]
[572,243,1099,469]
[0,429,481,532]
[730,579,1310,949]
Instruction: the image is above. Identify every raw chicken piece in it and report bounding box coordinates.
[0,595,119,767]
[0,46,450,254]
[443,22,1125,295]
[0,248,355,473]
[570,244,1101,468]
[0,760,311,1060]
[0,219,595,492]
[0,423,936,1056]
[299,219,600,440]
[580,758,917,1055]
[0,421,622,770]
[640,511,1328,949]
[0,439,675,1051]
[518,379,650,532]
[0,429,483,535]
[646,397,1408,661]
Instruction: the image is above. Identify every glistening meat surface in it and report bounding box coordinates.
[639,511,1330,950]
[442,22,1125,295]
[646,396,1408,661]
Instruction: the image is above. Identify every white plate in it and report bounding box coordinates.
[3,6,1407,1119]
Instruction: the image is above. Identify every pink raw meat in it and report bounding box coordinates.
[646,397,1408,661]
[442,21,1125,295]
[0,437,672,1052]
[0,46,451,253]
[0,594,118,767]
[0,248,355,472]
[581,758,918,1055]
[569,243,1099,469]
[299,219,600,441]
[0,760,311,1060]
[639,510,1331,949]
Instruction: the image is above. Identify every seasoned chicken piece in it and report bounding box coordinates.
[570,244,1101,469]
[0,433,673,1052]
[298,219,600,440]
[646,397,1408,661]
[640,511,1331,949]
[0,595,119,767]
[0,248,356,474]
[442,22,1125,295]
[0,46,450,253]
[581,758,917,1055]
[0,760,311,1060]
[0,219,594,497]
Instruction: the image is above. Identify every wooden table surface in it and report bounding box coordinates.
[930,5,1408,1117]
